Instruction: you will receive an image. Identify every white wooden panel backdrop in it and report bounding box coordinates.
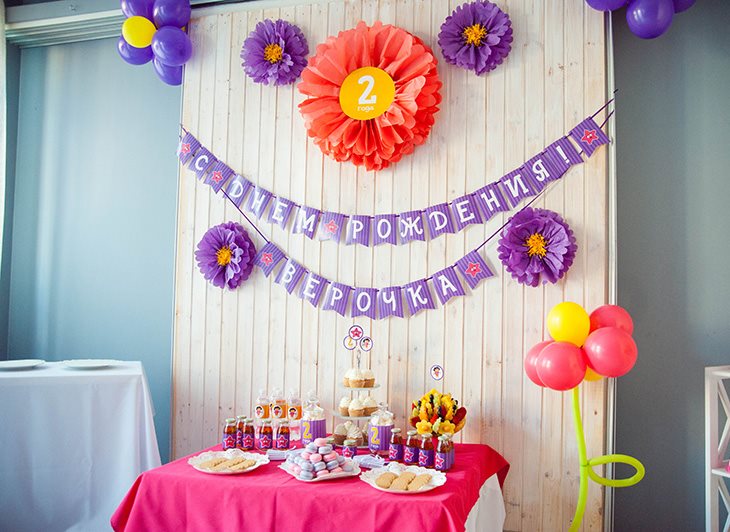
[173,0,608,530]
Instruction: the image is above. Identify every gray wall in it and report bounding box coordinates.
[613,1,730,530]
[5,37,180,463]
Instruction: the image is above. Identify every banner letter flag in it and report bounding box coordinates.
[246,186,273,219]
[299,271,329,307]
[254,242,286,277]
[545,137,584,174]
[569,117,610,158]
[424,203,456,239]
[522,155,551,192]
[451,194,483,232]
[225,174,253,208]
[404,279,437,316]
[318,212,346,242]
[178,132,200,165]
[432,266,466,305]
[205,161,234,193]
[373,214,398,246]
[474,183,509,222]
[191,148,216,180]
[399,210,426,244]
[345,215,371,246]
[377,286,404,319]
[275,258,307,294]
[321,282,353,316]
[292,206,321,240]
[455,250,495,289]
[501,169,535,208]
[352,288,378,319]
[267,197,296,229]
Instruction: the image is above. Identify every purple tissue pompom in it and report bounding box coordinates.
[497,207,577,287]
[241,19,309,86]
[438,0,513,76]
[196,222,257,290]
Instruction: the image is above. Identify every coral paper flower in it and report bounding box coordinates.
[298,21,442,172]
[241,19,309,86]
[438,1,513,76]
[497,207,577,287]
[196,222,257,290]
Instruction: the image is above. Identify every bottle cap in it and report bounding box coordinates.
[225,418,236,424]
[236,415,246,420]
[407,429,418,436]
[392,428,401,434]
[343,439,356,446]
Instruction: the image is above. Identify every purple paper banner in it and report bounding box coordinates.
[206,161,234,193]
[254,242,285,277]
[352,288,378,319]
[474,183,509,222]
[299,271,329,307]
[451,194,483,232]
[178,132,200,165]
[455,250,495,289]
[246,186,273,219]
[292,206,320,240]
[432,266,466,305]
[373,214,398,246]
[424,203,456,239]
[190,148,216,180]
[267,197,295,229]
[275,258,307,294]
[321,282,353,316]
[569,118,610,157]
[545,137,584,173]
[345,215,371,246]
[403,279,437,316]
[318,212,346,242]
[399,210,426,244]
[501,169,534,208]
[522,155,550,193]
[224,174,253,208]
[377,286,404,319]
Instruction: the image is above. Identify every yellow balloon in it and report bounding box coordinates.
[122,16,156,49]
[584,367,603,381]
[547,301,590,347]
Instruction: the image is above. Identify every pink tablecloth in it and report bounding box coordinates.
[112,443,509,532]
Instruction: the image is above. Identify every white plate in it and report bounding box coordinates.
[188,449,270,475]
[334,414,372,420]
[279,461,361,482]
[0,359,45,371]
[62,359,119,369]
[359,463,447,494]
[340,383,381,390]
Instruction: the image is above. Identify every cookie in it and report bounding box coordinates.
[198,458,226,470]
[390,472,416,491]
[407,473,432,491]
[212,457,245,471]
[375,472,398,489]
[229,459,257,472]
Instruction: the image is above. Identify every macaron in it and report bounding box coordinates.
[292,464,302,475]
[301,451,311,460]
[299,470,314,480]
[316,469,330,478]
[318,445,333,455]
[314,461,327,472]
[342,462,354,472]
[337,455,346,465]
[325,460,338,470]
[314,438,329,447]
[323,452,338,462]
[306,443,318,452]
[309,453,322,463]
[331,467,343,474]
[300,461,314,471]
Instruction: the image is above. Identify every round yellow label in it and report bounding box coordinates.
[339,66,396,121]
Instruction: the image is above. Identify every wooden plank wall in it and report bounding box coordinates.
[172,0,608,529]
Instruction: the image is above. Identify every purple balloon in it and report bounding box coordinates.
[153,0,191,28]
[586,0,627,11]
[672,0,695,13]
[626,0,674,39]
[153,58,183,85]
[120,0,154,19]
[151,26,192,66]
[117,36,153,65]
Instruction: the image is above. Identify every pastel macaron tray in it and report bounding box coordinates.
[279,438,361,482]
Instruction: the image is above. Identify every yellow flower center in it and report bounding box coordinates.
[462,24,488,46]
[216,246,233,266]
[263,43,283,64]
[525,233,548,258]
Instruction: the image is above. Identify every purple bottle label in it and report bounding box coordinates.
[275,434,290,449]
[403,446,419,464]
[257,434,272,449]
[241,434,254,450]
[342,446,357,459]
[222,434,236,450]
[368,424,392,453]
[388,443,403,462]
[418,449,434,468]
[435,452,449,471]
[301,419,326,445]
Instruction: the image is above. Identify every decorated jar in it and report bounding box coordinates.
[367,402,394,457]
[301,393,326,445]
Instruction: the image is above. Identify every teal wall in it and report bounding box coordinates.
[4,37,180,463]
[613,1,730,530]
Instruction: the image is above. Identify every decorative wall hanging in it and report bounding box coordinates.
[297,21,442,171]
[118,0,193,86]
[497,207,577,287]
[438,0,513,75]
[586,0,695,39]
[195,222,257,290]
[241,19,309,86]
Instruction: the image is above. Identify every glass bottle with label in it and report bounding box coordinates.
[403,430,420,465]
[222,418,237,450]
[388,428,404,462]
[275,421,290,450]
[287,388,302,441]
[257,420,273,450]
[270,387,286,420]
[418,433,434,468]
[255,389,270,420]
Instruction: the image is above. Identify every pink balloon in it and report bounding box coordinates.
[525,341,553,387]
[589,304,634,335]
[536,342,587,391]
[583,327,638,377]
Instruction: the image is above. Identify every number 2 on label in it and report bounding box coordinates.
[302,422,311,440]
[371,426,380,445]
[358,75,377,105]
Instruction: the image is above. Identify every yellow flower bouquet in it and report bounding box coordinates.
[410,389,467,436]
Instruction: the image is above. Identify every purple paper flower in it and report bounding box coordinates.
[497,208,577,287]
[438,1,513,76]
[241,19,309,86]
[196,222,257,290]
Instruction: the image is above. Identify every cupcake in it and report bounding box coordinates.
[348,398,365,417]
[338,396,351,416]
[347,423,364,447]
[362,369,375,387]
[332,421,350,445]
[343,368,355,387]
[362,396,378,416]
[349,369,366,388]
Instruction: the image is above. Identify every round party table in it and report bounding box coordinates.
[112,442,509,532]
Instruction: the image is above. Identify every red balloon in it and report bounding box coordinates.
[525,341,552,387]
[536,342,587,391]
[589,304,634,335]
[583,327,638,377]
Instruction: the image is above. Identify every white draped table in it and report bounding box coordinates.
[0,361,161,532]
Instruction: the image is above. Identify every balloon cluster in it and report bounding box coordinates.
[525,302,637,391]
[586,0,695,39]
[117,0,193,85]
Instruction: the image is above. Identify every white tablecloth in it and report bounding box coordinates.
[465,474,507,532]
[0,361,161,532]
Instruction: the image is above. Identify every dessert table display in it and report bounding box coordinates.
[0,360,161,532]
[111,442,508,532]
